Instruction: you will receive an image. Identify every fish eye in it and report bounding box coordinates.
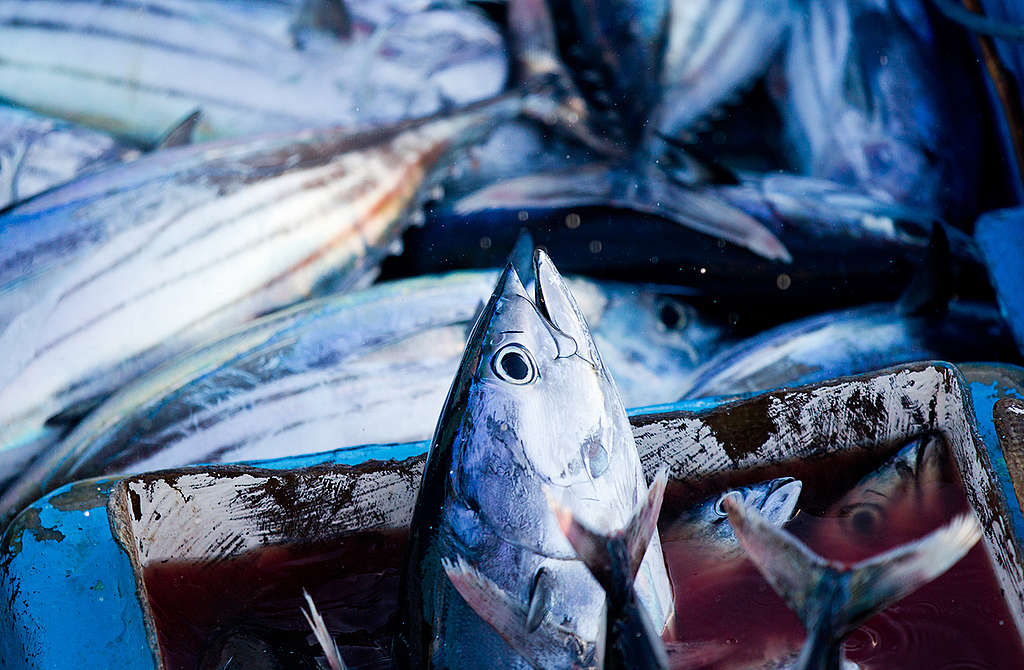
[491,344,537,385]
[656,297,689,332]
[841,503,885,537]
[714,490,743,517]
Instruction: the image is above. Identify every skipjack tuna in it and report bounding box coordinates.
[0,269,733,525]
[396,251,673,669]
[0,105,137,209]
[0,0,506,143]
[0,91,524,488]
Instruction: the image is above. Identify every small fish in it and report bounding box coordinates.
[0,269,732,524]
[0,105,136,209]
[662,477,803,561]
[776,0,981,219]
[678,301,1016,399]
[723,493,981,670]
[0,0,506,143]
[0,92,524,488]
[395,251,673,669]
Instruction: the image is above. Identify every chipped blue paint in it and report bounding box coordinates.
[976,210,1024,356]
[0,477,155,670]
[962,363,1024,546]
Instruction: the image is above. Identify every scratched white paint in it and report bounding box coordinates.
[111,363,1024,645]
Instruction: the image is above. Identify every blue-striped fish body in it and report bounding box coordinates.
[0,105,136,210]
[0,270,731,524]
[0,0,506,143]
[0,93,522,487]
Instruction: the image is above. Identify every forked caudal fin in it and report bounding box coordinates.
[723,495,982,670]
[547,469,668,605]
[547,470,670,670]
[454,164,792,263]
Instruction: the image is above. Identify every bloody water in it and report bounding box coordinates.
[660,436,1024,670]
[145,437,1024,669]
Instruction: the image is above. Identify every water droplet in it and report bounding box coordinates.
[479,236,492,250]
[518,210,529,221]
[589,240,603,253]
[776,273,792,290]
[565,213,581,229]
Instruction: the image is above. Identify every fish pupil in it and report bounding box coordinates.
[500,351,530,381]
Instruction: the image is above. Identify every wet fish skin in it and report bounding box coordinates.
[0,93,522,487]
[0,0,506,143]
[0,270,732,524]
[724,494,981,670]
[543,0,669,146]
[651,0,797,142]
[0,105,136,209]
[403,169,988,312]
[395,253,673,669]
[678,300,1016,399]
[777,0,981,219]
[662,477,803,560]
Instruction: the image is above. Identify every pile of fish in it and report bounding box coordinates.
[1,0,1023,667]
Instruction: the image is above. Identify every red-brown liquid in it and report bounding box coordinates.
[144,441,1024,669]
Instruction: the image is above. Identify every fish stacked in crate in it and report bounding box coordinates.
[2,0,1024,668]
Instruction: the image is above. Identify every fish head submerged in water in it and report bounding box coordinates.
[665,477,803,558]
[397,249,673,669]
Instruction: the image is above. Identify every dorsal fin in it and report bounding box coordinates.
[724,495,981,667]
[157,110,202,149]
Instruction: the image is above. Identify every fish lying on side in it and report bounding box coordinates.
[0,91,525,488]
[0,105,138,209]
[395,251,673,669]
[723,494,981,670]
[0,269,732,524]
[399,169,987,313]
[661,477,803,561]
[0,0,506,143]
[677,300,1016,399]
[775,0,981,219]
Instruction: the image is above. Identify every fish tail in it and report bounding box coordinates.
[301,589,347,670]
[547,469,670,670]
[723,495,981,670]
[453,164,791,263]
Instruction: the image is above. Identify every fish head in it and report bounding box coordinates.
[446,249,642,556]
[823,432,954,555]
[668,477,803,553]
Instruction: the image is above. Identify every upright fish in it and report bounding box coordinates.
[395,251,673,669]
[0,0,506,143]
[776,0,981,219]
[0,92,524,487]
[0,105,137,210]
[723,494,981,670]
[661,477,803,561]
